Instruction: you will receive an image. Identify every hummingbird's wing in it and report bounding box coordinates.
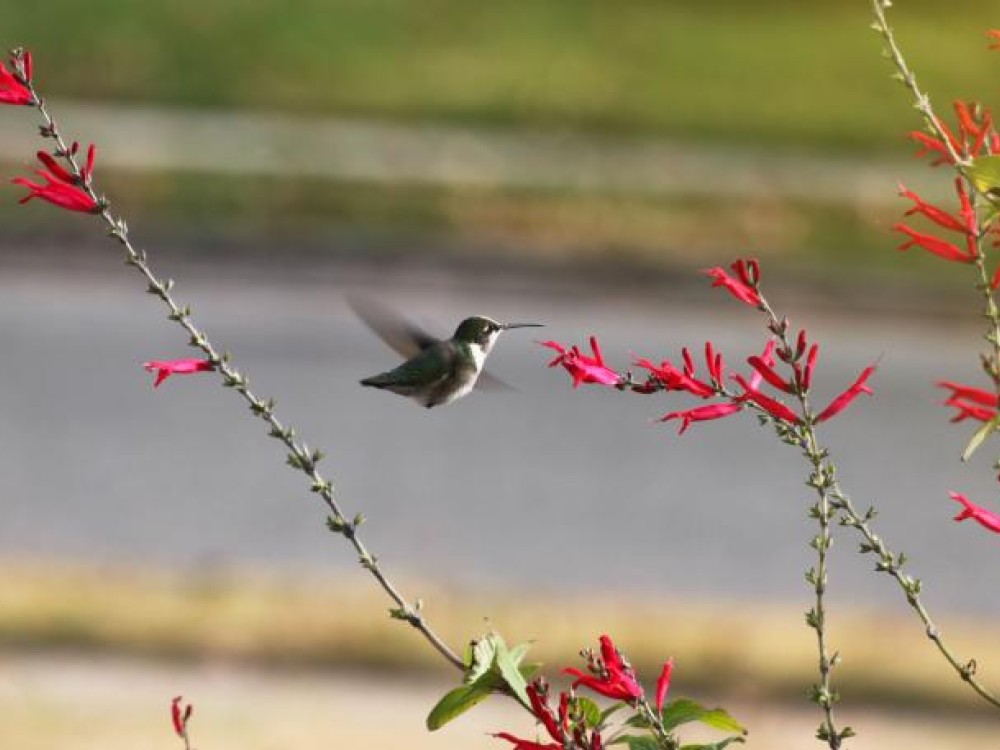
[347,295,439,358]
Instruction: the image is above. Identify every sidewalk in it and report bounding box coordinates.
[0,100,943,205]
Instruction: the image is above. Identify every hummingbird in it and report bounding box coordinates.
[350,296,543,408]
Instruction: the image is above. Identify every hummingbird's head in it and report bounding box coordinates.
[453,316,544,352]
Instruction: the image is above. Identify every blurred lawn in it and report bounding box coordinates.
[2,563,999,714]
[5,0,999,150]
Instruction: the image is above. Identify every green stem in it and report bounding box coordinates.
[26,88,464,673]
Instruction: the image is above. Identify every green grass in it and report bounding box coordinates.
[5,0,999,149]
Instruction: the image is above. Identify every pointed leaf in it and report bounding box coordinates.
[608,735,660,750]
[969,155,1000,200]
[466,636,498,684]
[576,696,603,728]
[495,638,531,709]
[599,702,627,725]
[426,681,495,731]
[962,412,1000,462]
[518,662,543,681]
[661,698,745,734]
[508,641,532,666]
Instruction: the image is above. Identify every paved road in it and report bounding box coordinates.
[0,251,997,616]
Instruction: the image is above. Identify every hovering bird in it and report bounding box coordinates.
[350,296,543,408]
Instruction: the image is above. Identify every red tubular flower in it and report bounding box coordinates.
[660,402,742,434]
[814,365,877,424]
[894,224,974,263]
[898,183,969,234]
[798,343,819,392]
[634,351,714,398]
[703,260,762,308]
[732,374,800,424]
[171,696,193,737]
[492,732,559,750]
[0,52,32,105]
[526,683,564,744]
[950,492,1000,534]
[654,659,674,713]
[12,145,100,213]
[143,358,215,387]
[541,337,621,388]
[938,380,999,423]
[747,354,793,393]
[705,341,725,386]
[564,635,643,702]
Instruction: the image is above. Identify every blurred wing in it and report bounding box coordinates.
[476,370,515,392]
[347,294,440,359]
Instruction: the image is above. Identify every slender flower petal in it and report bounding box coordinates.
[937,380,999,423]
[143,358,214,387]
[660,402,742,434]
[12,147,101,213]
[732,374,800,424]
[540,337,621,388]
[703,263,761,307]
[908,130,953,165]
[655,659,674,713]
[898,183,968,234]
[815,365,877,424]
[894,223,973,263]
[950,492,1000,534]
[0,54,32,105]
[747,354,793,393]
[799,343,819,392]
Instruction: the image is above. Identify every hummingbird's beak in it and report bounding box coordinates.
[501,322,545,330]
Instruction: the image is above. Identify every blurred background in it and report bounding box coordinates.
[2,1,1000,747]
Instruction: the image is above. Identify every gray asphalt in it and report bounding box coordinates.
[1,250,997,616]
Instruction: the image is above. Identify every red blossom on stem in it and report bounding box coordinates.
[732,373,801,424]
[12,145,100,213]
[703,258,761,308]
[143,358,215,387]
[654,659,674,713]
[564,635,643,703]
[938,380,999,423]
[814,365,877,424]
[171,696,193,738]
[0,51,32,105]
[660,402,742,434]
[541,337,621,388]
[950,492,1000,534]
[908,101,999,164]
[894,180,978,264]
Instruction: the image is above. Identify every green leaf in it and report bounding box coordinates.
[608,735,660,750]
[962,411,1000,462]
[494,638,531,709]
[661,698,745,734]
[508,641,532,666]
[518,662,543,681]
[680,737,746,750]
[576,696,603,728]
[466,636,498,684]
[426,681,494,731]
[599,702,626,725]
[969,155,1000,199]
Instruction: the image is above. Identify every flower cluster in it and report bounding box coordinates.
[909,100,999,166]
[894,178,979,266]
[494,635,674,750]
[541,260,876,434]
[541,336,621,388]
[938,380,998,423]
[13,144,101,213]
